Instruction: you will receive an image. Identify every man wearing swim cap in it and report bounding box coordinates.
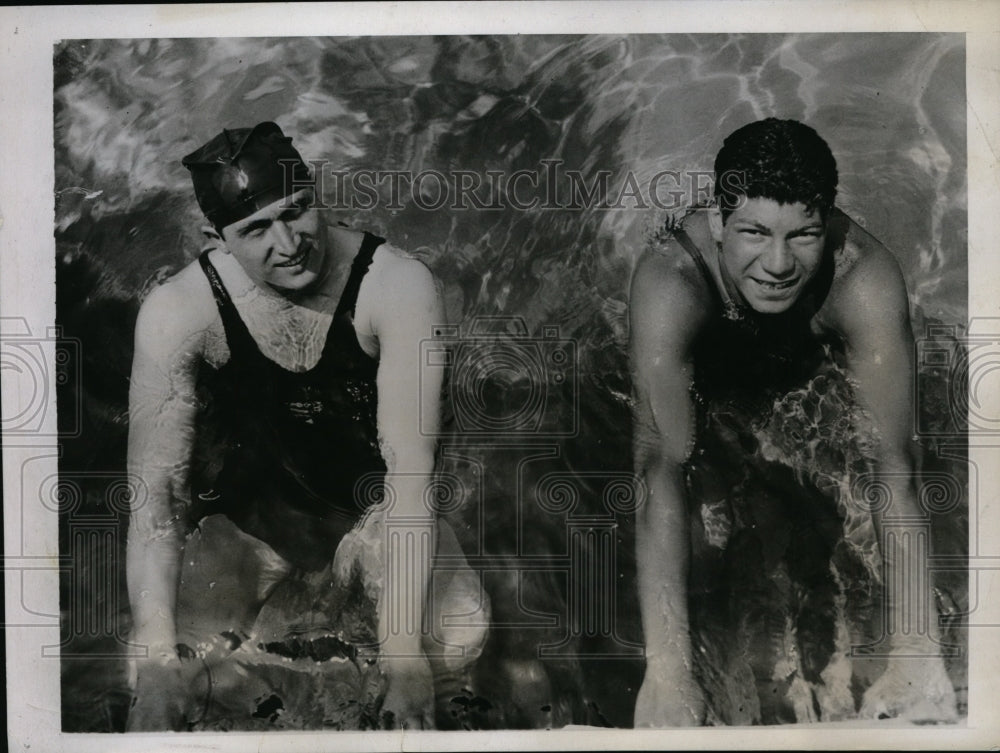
[630,119,958,726]
[125,123,483,730]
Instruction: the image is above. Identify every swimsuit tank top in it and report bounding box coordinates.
[190,232,387,571]
[671,226,838,416]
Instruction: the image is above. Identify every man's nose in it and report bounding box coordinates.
[760,241,795,277]
[269,221,298,256]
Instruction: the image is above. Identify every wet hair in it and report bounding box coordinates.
[714,118,838,222]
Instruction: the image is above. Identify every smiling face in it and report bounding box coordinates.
[220,189,327,295]
[709,197,826,314]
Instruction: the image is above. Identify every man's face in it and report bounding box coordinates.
[220,189,327,294]
[710,197,826,314]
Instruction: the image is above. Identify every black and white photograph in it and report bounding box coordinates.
[3,3,999,751]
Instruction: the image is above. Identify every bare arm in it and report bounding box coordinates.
[831,238,957,720]
[835,246,930,637]
[125,282,205,729]
[367,252,444,727]
[629,250,708,727]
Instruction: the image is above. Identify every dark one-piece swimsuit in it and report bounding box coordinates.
[189,232,387,573]
[669,226,867,724]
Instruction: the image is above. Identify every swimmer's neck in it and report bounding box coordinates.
[676,211,743,309]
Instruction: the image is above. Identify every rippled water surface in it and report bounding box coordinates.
[54,34,967,730]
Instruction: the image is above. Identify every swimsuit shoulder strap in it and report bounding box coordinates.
[672,226,734,309]
[197,251,259,357]
[335,232,386,318]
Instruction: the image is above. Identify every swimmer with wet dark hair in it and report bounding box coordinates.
[125,123,486,731]
[630,118,957,726]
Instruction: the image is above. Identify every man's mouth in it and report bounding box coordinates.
[274,244,311,269]
[750,276,798,292]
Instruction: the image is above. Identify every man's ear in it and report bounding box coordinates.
[707,207,724,243]
[200,225,227,254]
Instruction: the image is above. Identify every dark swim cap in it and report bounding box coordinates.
[181,122,313,233]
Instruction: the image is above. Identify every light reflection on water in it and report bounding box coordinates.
[55,34,966,323]
[54,34,967,730]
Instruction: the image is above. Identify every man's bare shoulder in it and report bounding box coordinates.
[372,242,435,291]
[631,239,713,340]
[354,241,440,345]
[824,216,910,334]
[634,239,704,288]
[134,257,218,357]
[364,243,438,318]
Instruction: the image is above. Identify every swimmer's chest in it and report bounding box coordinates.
[693,301,842,402]
[202,282,377,372]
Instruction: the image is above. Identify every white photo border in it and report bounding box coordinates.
[3,2,999,751]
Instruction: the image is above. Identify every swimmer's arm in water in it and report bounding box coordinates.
[359,250,444,729]
[827,235,957,720]
[125,275,211,730]
[629,248,709,727]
